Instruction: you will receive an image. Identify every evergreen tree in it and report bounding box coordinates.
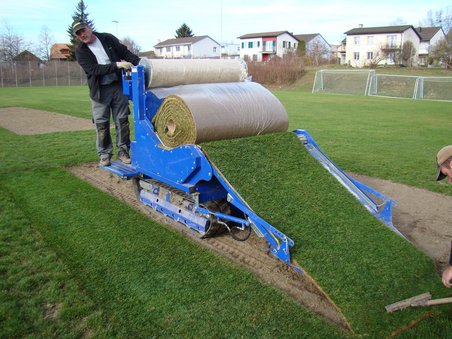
[66,0,95,60]
[175,23,194,38]
[296,40,306,57]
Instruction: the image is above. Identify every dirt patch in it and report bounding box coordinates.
[0,107,93,135]
[348,173,452,272]
[69,163,352,330]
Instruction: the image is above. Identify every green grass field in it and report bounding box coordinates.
[0,75,451,337]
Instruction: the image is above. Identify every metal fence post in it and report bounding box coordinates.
[67,60,71,86]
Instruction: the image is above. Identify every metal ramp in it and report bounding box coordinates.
[293,129,402,237]
[101,161,139,179]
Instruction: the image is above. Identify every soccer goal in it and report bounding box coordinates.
[312,69,375,96]
[414,77,452,101]
[367,74,419,99]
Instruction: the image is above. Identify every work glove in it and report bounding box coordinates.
[116,61,133,70]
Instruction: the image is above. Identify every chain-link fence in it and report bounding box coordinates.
[0,61,87,87]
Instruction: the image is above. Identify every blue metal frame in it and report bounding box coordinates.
[102,66,301,273]
[102,66,401,273]
[293,129,401,236]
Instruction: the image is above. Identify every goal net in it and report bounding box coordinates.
[415,77,452,101]
[367,74,418,99]
[312,70,375,96]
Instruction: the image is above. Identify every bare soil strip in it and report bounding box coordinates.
[69,163,352,330]
[0,107,93,135]
[348,173,452,272]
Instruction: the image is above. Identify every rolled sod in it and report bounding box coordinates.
[202,131,449,337]
[152,82,288,147]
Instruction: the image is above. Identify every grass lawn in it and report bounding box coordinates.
[0,79,451,337]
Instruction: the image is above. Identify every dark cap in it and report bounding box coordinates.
[71,20,88,35]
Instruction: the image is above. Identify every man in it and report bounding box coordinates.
[73,20,140,166]
[436,145,452,288]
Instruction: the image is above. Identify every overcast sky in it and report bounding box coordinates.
[1,0,450,51]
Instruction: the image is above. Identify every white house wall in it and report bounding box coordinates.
[346,28,420,67]
[192,38,221,58]
[307,35,331,58]
[239,38,265,61]
[155,44,191,58]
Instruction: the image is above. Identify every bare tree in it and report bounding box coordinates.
[401,41,416,67]
[35,26,54,61]
[307,40,330,66]
[369,52,385,68]
[0,22,30,62]
[422,7,451,33]
[430,38,452,68]
[121,36,141,55]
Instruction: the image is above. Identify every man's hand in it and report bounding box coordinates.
[442,265,452,288]
[116,61,133,70]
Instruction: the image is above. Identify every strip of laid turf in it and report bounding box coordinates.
[202,132,451,337]
[1,168,346,338]
[0,128,95,174]
[0,185,110,337]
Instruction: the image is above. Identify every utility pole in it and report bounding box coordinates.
[112,20,119,36]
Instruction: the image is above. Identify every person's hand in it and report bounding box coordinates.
[442,265,452,288]
[116,61,133,70]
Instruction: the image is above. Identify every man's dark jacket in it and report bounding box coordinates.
[75,32,140,101]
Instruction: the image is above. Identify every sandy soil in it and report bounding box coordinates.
[3,108,450,329]
[0,107,93,135]
[348,173,452,272]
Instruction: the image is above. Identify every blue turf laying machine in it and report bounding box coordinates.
[102,64,398,273]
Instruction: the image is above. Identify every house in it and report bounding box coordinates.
[237,31,298,62]
[344,25,422,67]
[331,39,347,65]
[294,33,331,63]
[154,36,220,59]
[415,27,446,66]
[50,43,70,60]
[221,43,240,59]
[12,50,41,62]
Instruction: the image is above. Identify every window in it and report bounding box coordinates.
[257,41,260,48]
[252,54,258,61]
[241,42,244,49]
[265,41,274,51]
[367,51,373,60]
[213,47,217,52]
[354,52,360,60]
[387,35,397,47]
[176,46,180,52]
[187,45,191,51]
[283,41,287,48]
[166,47,171,52]
[367,36,374,45]
[248,41,253,48]
[354,36,360,45]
